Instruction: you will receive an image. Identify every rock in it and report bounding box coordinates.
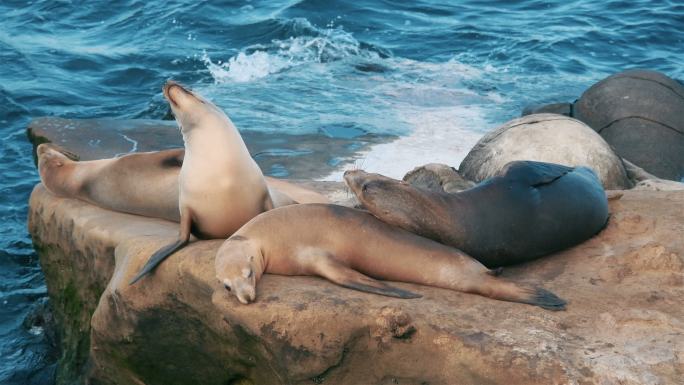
[26,117,393,180]
[459,113,631,189]
[632,179,684,191]
[622,158,684,191]
[403,163,474,193]
[573,70,684,181]
[22,297,59,353]
[521,102,573,117]
[29,183,684,385]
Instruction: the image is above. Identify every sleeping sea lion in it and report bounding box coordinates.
[214,204,566,310]
[345,161,609,267]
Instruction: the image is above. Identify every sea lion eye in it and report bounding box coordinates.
[246,269,253,279]
[222,279,231,291]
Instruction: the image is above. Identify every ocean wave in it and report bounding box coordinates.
[203,18,384,83]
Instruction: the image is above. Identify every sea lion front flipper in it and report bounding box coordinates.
[129,206,193,285]
[314,257,421,299]
[502,160,574,187]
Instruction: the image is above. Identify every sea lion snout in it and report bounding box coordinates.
[219,277,256,304]
[343,169,363,188]
[162,80,195,109]
[235,286,256,304]
[343,169,379,196]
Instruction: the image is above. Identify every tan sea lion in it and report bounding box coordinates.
[214,204,566,310]
[37,144,184,222]
[128,81,274,284]
[345,161,609,267]
[36,144,328,213]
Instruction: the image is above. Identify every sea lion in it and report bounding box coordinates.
[37,144,184,222]
[36,144,328,214]
[214,204,566,310]
[128,81,274,283]
[345,161,609,267]
[573,70,684,181]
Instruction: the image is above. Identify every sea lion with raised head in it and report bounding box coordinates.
[214,204,566,310]
[128,81,274,284]
[345,160,609,267]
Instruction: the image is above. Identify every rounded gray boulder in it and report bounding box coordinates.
[573,70,684,181]
[459,113,631,189]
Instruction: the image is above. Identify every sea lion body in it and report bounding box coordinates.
[37,144,328,215]
[164,81,272,240]
[37,145,183,221]
[345,161,609,267]
[215,204,566,310]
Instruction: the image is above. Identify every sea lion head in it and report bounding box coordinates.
[215,235,262,304]
[344,169,441,234]
[162,80,222,133]
[36,143,80,196]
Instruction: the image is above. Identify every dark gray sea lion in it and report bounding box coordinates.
[214,204,566,310]
[345,161,609,267]
[573,70,684,181]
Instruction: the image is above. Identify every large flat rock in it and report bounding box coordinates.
[29,184,684,385]
[27,117,393,180]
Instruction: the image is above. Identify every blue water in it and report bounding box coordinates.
[1,0,682,383]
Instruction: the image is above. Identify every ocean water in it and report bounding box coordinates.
[1,0,682,383]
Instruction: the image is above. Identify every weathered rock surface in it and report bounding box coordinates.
[459,113,632,189]
[29,183,684,385]
[573,70,684,181]
[623,159,684,192]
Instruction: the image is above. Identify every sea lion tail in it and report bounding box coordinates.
[129,239,189,285]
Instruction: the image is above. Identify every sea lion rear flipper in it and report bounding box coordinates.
[315,258,421,299]
[129,207,193,285]
[502,161,574,187]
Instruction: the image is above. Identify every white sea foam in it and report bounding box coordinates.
[203,20,379,83]
[201,20,505,180]
[322,103,490,181]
